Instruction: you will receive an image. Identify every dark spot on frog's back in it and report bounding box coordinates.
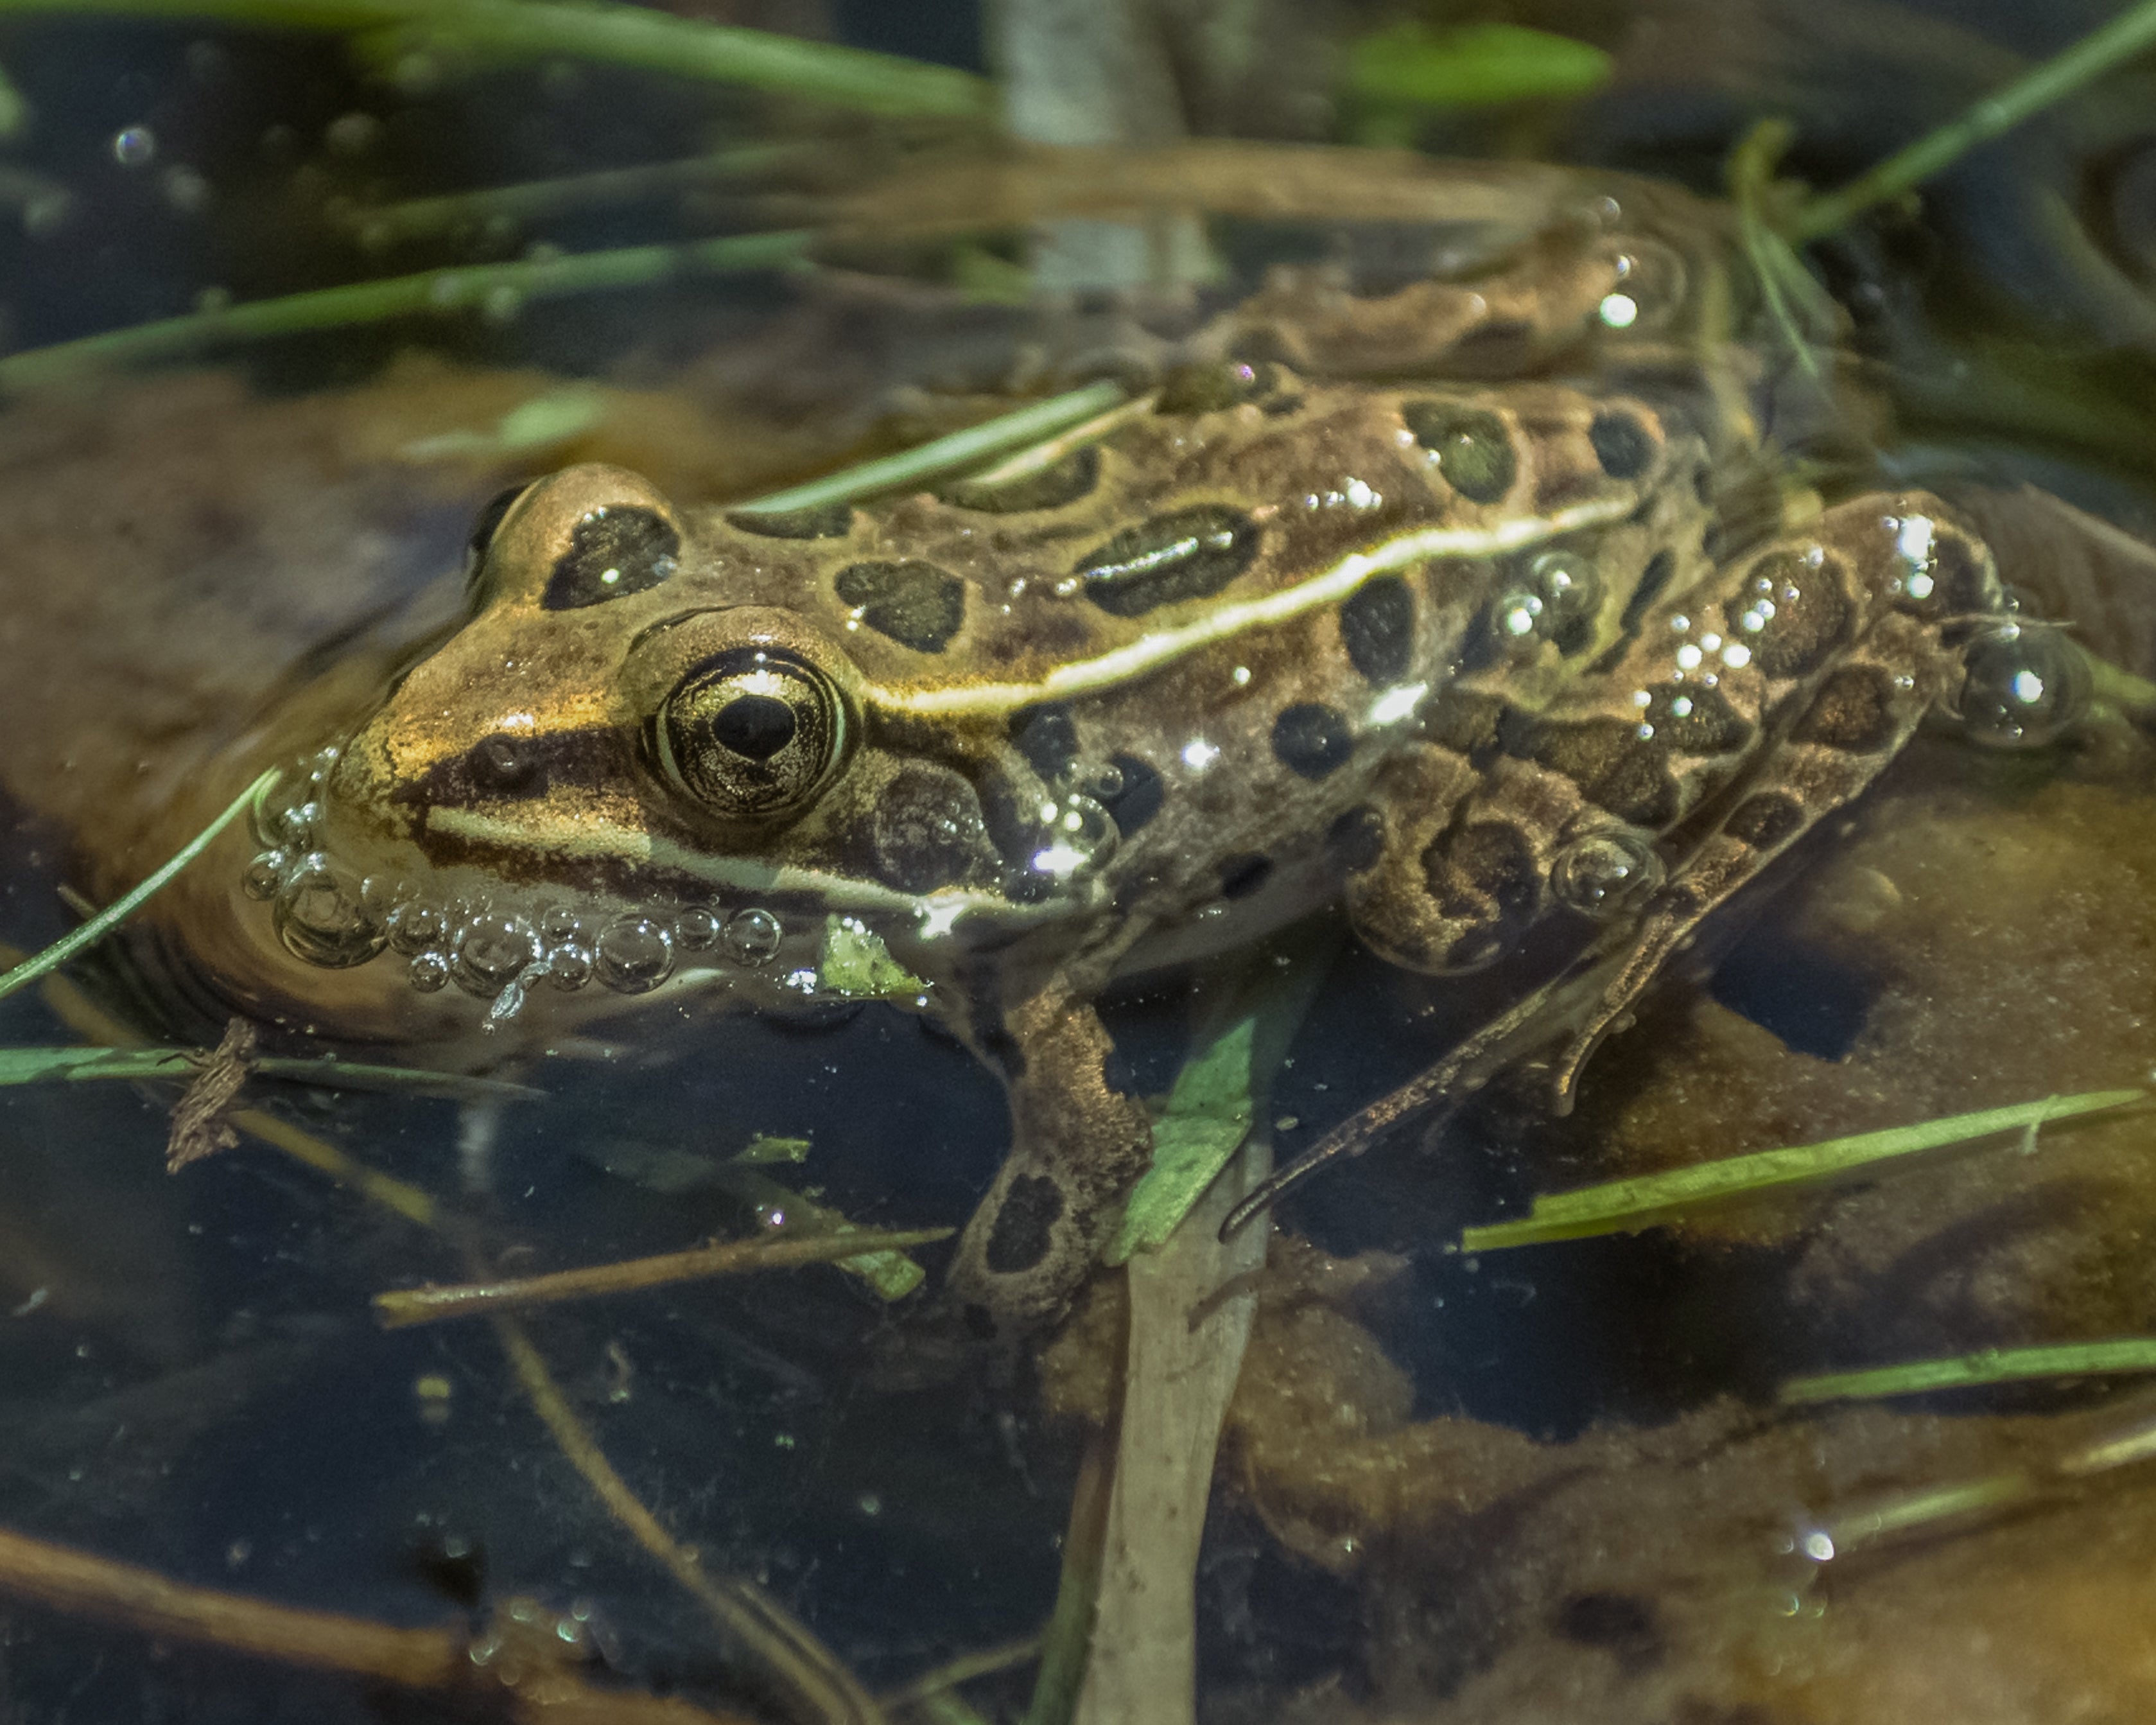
[1723,791,1804,850]
[1271,703,1355,780]
[543,506,680,610]
[1076,505,1262,618]
[1554,1591,1665,1673]
[939,446,1099,514]
[1729,550,1851,680]
[835,559,966,652]
[1099,754,1162,835]
[871,764,992,893]
[1588,409,1656,479]
[1641,683,1750,755]
[1011,705,1078,780]
[1339,575,1415,685]
[1792,663,1901,753]
[723,502,855,540]
[984,1174,1065,1274]
[1520,717,1676,827]
[1402,399,1517,504]
[1219,853,1273,899]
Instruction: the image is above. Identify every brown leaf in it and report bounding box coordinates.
[166,1018,257,1173]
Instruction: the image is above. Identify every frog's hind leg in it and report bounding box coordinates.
[944,976,1153,1340]
[1234,493,2008,1233]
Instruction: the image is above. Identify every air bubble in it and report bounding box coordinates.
[242,851,288,900]
[544,943,593,990]
[595,916,674,994]
[453,914,539,997]
[722,907,782,966]
[1529,550,1600,628]
[674,907,722,950]
[277,801,320,846]
[386,900,449,955]
[1496,588,1543,642]
[408,950,452,993]
[110,126,155,168]
[1549,830,1664,918]
[274,858,385,967]
[538,905,583,944]
[1953,620,2091,749]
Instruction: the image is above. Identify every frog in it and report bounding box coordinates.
[142,181,2040,1344]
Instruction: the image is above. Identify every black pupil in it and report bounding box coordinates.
[709,693,797,760]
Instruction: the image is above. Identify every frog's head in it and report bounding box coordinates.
[236,464,1079,1028]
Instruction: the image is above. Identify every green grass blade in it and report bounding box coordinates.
[1459,1089,2146,1251]
[0,769,274,1005]
[1103,1016,1256,1266]
[0,1045,539,1099]
[730,380,1129,515]
[1343,22,1610,108]
[0,0,991,118]
[0,231,812,391]
[1782,1338,2156,1406]
[1787,0,2156,242]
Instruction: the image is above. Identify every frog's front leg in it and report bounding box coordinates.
[944,976,1152,1339]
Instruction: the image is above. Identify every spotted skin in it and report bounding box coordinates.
[202,168,2015,1350]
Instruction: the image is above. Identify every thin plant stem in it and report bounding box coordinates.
[0,0,991,118]
[0,769,272,1004]
[1787,0,2156,241]
[0,231,813,392]
[731,380,1129,514]
[355,143,809,245]
[494,1317,887,1725]
[375,1225,953,1327]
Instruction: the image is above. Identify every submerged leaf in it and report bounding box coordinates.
[1104,1016,1256,1265]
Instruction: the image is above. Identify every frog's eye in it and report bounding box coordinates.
[654,649,844,821]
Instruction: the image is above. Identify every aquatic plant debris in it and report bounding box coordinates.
[819,916,927,998]
[0,0,991,118]
[0,768,273,1004]
[1782,1338,2156,1406]
[372,1223,953,1327]
[1458,1089,2147,1250]
[1104,1015,1256,1265]
[1342,22,1610,110]
[0,232,812,392]
[0,1044,539,1098]
[734,380,1129,516]
[1782,0,2156,242]
[164,1017,257,1171]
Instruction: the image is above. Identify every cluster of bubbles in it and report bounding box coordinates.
[1495,548,1602,651]
[241,750,785,1005]
[1952,590,2092,751]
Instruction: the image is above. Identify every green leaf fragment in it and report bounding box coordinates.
[398,386,608,460]
[818,916,927,998]
[1104,1016,1256,1265]
[1343,22,1611,110]
[735,1134,812,1166]
[1459,1089,2146,1252]
[1782,1338,2156,1406]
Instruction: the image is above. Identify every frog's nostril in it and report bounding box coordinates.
[710,694,796,761]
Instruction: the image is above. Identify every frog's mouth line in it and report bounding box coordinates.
[236,750,1086,1017]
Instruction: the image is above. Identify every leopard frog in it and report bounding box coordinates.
[157,182,2046,1338]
